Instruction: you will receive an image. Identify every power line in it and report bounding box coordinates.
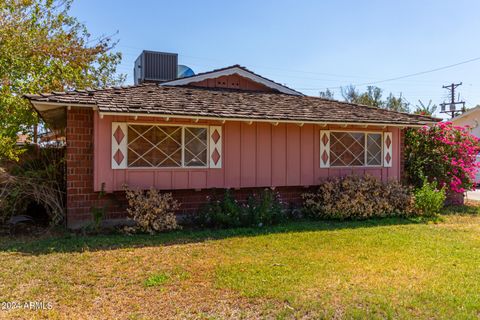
[115,44,380,79]
[316,56,480,91]
[115,45,480,88]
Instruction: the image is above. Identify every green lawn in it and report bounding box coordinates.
[1,207,480,319]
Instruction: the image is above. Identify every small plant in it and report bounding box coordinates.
[302,175,415,220]
[89,183,108,233]
[124,187,181,234]
[144,272,170,287]
[143,267,190,288]
[414,179,446,217]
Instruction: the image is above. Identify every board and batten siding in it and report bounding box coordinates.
[94,113,401,192]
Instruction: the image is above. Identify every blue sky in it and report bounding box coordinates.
[71,0,480,116]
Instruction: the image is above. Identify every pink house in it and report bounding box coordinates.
[27,51,436,228]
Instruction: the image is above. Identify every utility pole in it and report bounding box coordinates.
[439,82,465,119]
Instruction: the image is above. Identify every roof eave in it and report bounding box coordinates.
[96,110,434,128]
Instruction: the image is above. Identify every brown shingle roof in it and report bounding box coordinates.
[25,83,437,126]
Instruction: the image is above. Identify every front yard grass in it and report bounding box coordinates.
[1,205,480,319]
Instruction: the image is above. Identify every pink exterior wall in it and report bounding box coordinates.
[94,113,402,192]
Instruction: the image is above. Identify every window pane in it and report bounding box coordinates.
[184,127,208,167]
[155,126,182,167]
[127,125,182,167]
[330,132,365,167]
[128,125,155,167]
[366,133,382,166]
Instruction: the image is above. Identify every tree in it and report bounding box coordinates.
[319,88,334,100]
[0,0,125,160]
[414,100,437,116]
[341,85,360,104]
[341,85,410,112]
[341,85,383,107]
[385,93,410,113]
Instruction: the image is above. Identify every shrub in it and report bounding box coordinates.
[414,179,446,217]
[302,175,415,220]
[405,122,480,194]
[124,188,180,234]
[194,189,287,229]
[0,146,66,226]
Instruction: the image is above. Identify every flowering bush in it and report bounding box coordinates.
[302,175,415,219]
[405,122,480,194]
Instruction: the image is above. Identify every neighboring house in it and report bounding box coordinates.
[26,51,436,228]
[451,106,480,137]
[451,106,480,184]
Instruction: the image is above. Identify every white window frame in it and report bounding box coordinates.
[126,123,210,169]
[329,130,384,168]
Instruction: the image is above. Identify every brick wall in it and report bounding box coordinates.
[66,107,93,227]
[66,108,127,228]
[65,106,308,228]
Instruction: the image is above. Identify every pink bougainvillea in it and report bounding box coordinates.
[405,122,480,194]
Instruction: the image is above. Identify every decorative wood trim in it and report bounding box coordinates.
[160,66,302,96]
[320,130,330,168]
[383,132,393,167]
[209,126,222,168]
[112,122,127,169]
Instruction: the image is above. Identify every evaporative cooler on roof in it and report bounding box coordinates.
[134,51,179,84]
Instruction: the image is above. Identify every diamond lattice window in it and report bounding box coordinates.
[184,127,208,167]
[366,133,382,166]
[127,125,208,168]
[330,132,383,167]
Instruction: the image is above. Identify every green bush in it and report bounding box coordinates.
[414,179,446,217]
[302,175,415,220]
[194,189,287,229]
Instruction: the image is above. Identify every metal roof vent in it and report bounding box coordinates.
[134,51,178,85]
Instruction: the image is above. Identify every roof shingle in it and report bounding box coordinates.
[25,83,437,126]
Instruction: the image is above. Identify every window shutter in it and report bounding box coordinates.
[383,132,393,168]
[320,130,330,168]
[112,122,128,169]
[209,126,222,168]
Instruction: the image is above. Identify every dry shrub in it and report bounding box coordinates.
[124,188,180,234]
[302,175,415,219]
[0,147,66,225]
